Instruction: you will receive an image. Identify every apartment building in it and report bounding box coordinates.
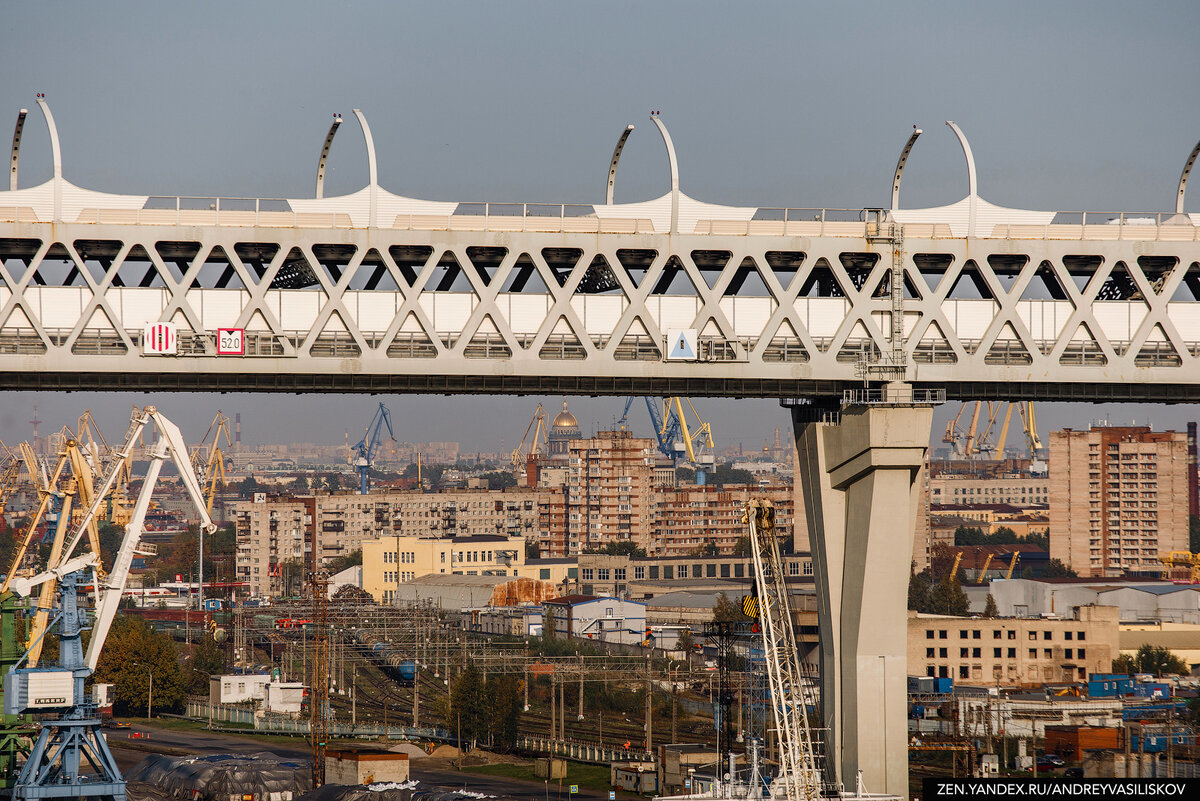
[234,497,312,597]
[361,532,525,604]
[908,605,1118,686]
[575,551,813,599]
[564,429,656,553]
[234,488,540,597]
[652,483,795,556]
[1049,426,1189,577]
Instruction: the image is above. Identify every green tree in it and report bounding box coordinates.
[983,594,999,618]
[483,471,517,490]
[583,541,647,557]
[1042,558,1078,578]
[525,538,540,559]
[692,541,720,557]
[449,665,489,749]
[713,592,749,622]
[328,548,363,575]
[97,522,124,573]
[908,570,931,612]
[926,575,970,616]
[676,628,696,651]
[189,635,226,692]
[484,674,523,751]
[93,616,186,716]
[1120,645,1188,676]
[732,536,752,556]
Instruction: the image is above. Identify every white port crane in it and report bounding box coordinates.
[4,406,215,800]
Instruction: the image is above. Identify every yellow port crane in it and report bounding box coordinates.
[1005,551,1021,580]
[0,441,22,516]
[976,552,994,584]
[944,401,1042,460]
[192,411,233,515]
[510,403,547,467]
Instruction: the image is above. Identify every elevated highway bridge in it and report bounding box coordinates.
[2,105,1199,401]
[5,98,1200,798]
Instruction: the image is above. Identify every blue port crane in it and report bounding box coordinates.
[618,397,715,483]
[352,402,396,494]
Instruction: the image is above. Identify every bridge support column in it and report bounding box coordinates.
[789,391,932,798]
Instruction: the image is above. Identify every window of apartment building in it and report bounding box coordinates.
[582,568,594,580]
[707,564,717,578]
[1065,631,1073,640]
[1043,649,1052,659]
[734,563,744,578]
[634,566,645,580]
[1065,649,1073,659]
[1043,631,1052,640]
[803,561,813,576]
[938,630,947,639]
[597,569,610,581]
[663,566,673,580]
[1077,632,1086,641]
[788,562,800,576]
[1007,648,1016,658]
[959,666,969,679]
[927,666,936,677]
[1028,632,1037,640]
[972,648,981,658]
[1078,649,1086,658]
[960,630,968,639]
[993,630,1002,639]
[1007,630,1016,640]
[993,647,1002,658]
[926,630,935,639]
[939,648,947,658]
[720,564,730,578]
[939,666,949,678]
[927,648,935,658]
[649,566,660,579]
[972,630,981,639]
[1029,649,1037,659]
[960,648,969,658]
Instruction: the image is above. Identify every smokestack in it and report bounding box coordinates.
[1188,422,1198,518]
[235,413,242,450]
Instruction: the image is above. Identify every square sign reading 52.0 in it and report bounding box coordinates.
[217,328,245,355]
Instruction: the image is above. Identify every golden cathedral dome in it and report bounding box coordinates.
[551,401,578,429]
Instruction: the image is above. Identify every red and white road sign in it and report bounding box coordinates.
[142,322,177,355]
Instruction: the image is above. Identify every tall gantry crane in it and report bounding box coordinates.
[744,499,823,800]
[352,402,396,494]
[192,411,233,514]
[3,406,215,801]
[619,397,716,482]
[510,403,547,467]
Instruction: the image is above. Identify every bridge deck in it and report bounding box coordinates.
[2,213,1199,402]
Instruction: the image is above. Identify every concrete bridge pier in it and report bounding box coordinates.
[789,389,934,798]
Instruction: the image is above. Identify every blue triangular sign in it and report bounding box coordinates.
[669,329,696,359]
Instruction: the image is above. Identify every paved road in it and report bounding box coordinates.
[109,724,630,801]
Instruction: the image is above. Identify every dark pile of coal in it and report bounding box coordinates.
[126,752,312,801]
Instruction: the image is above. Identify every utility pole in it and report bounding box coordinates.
[309,531,330,788]
[645,654,653,752]
[413,665,420,728]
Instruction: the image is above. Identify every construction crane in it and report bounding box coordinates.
[510,403,547,467]
[976,552,994,584]
[0,441,21,516]
[1159,551,1200,584]
[945,401,1043,463]
[3,406,215,801]
[618,397,716,482]
[1004,551,1021,580]
[192,411,233,514]
[744,499,823,800]
[352,402,396,494]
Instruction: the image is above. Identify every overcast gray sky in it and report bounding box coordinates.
[2,1,1199,452]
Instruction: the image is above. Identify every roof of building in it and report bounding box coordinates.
[1119,629,1200,654]
[1096,584,1200,596]
[545,594,598,606]
[645,591,726,610]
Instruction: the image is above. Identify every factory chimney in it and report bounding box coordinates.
[235,413,242,452]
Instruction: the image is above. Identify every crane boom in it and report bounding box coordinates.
[352,402,396,494]
[745,499,822,800]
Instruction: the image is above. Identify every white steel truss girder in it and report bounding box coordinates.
[1,220,1199,400]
